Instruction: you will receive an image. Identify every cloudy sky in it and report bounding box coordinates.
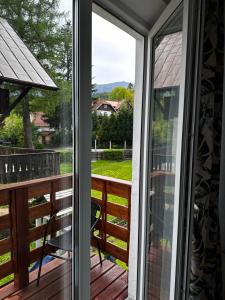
[59,1,136,85]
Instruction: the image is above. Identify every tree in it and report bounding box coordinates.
[56,21,72,81]
[97,115,110,147]
[91,102,133,148]
[0,0,65,148]
[115,103,133,146]
[110,86,134,106]
[44,20,73,145]
[47,102,71,130]
[127,82,134,91]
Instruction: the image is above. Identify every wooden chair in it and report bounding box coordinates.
[37,200,102,286]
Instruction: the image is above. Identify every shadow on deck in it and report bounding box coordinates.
[1,255,128,300]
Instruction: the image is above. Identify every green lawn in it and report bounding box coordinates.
[91,160,132,181]
[60,160,132,181]
[60,162,72,173]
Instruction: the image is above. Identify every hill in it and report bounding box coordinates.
[94,81,130,94]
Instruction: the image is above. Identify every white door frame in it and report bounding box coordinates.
[73,0,92,299]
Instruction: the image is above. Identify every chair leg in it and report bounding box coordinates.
[96,237,102,266]
[36,247,45,286]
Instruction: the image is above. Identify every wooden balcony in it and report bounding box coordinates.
[0,145,60,184]
[0,173,131,299]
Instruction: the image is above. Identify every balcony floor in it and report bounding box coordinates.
[2,255,128,300]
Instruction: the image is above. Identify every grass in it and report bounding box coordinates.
[60,160,132,181]
[60,162,72,173]
[0,252,13,286]
[91,160,132,181]
[0,242,37,287]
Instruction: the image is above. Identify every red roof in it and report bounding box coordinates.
[31,112,49,127]
[154,32,182,89]
[92,100,122,111]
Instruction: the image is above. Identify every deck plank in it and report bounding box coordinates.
[93,272,127,300]
[4,260,71,300]
[115,288,129,300]
[27,269,72,300]
[91,265,125,299]
[90,255,102,269]
[91,260,114,283]
[2,256,128,300]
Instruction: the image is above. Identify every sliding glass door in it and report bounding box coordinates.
[138,0,200,299]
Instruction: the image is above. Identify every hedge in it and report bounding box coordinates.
[60,150,73,163]
[103,150,124,161]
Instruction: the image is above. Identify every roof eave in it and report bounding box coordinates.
[0,76,59,91]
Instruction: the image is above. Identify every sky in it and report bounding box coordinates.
[59,1,136,85]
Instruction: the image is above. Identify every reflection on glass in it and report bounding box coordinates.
[147,5,183,300]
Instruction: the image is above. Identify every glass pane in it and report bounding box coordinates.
[147,5,183,300]
[0,0,73,297]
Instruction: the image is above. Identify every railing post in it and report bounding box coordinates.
[10,188,30,289]
[50,181,57,237]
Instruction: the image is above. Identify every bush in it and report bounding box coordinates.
[103,150,124,161]
[60,150,73,163]
[0,114,24,146]
[0,114,41,147]
[33,142,44,149]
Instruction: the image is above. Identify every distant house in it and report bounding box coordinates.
[30,112,55,145]
[92,100,122,116]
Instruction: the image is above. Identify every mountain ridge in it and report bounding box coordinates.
[94,81,131,94]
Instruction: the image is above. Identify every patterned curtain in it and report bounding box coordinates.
[190,0,224,299]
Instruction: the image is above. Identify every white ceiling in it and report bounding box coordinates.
[94,0,169,35]
[120,0,168,26]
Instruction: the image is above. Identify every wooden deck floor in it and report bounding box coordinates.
[1,255,128,300]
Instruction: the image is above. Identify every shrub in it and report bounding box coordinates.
[60,150,73,163]
[103,150,124,161]
[33,142,44,149]
[0,114,24,146]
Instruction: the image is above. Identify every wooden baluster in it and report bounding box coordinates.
[10,188,29,289]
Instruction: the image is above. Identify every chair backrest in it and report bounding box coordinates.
[91,200,101,232]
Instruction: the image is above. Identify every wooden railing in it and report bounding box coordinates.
[91,174,131,264]
[0,145,55,155]
[0,146,60,184]
[0,173,131,292]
